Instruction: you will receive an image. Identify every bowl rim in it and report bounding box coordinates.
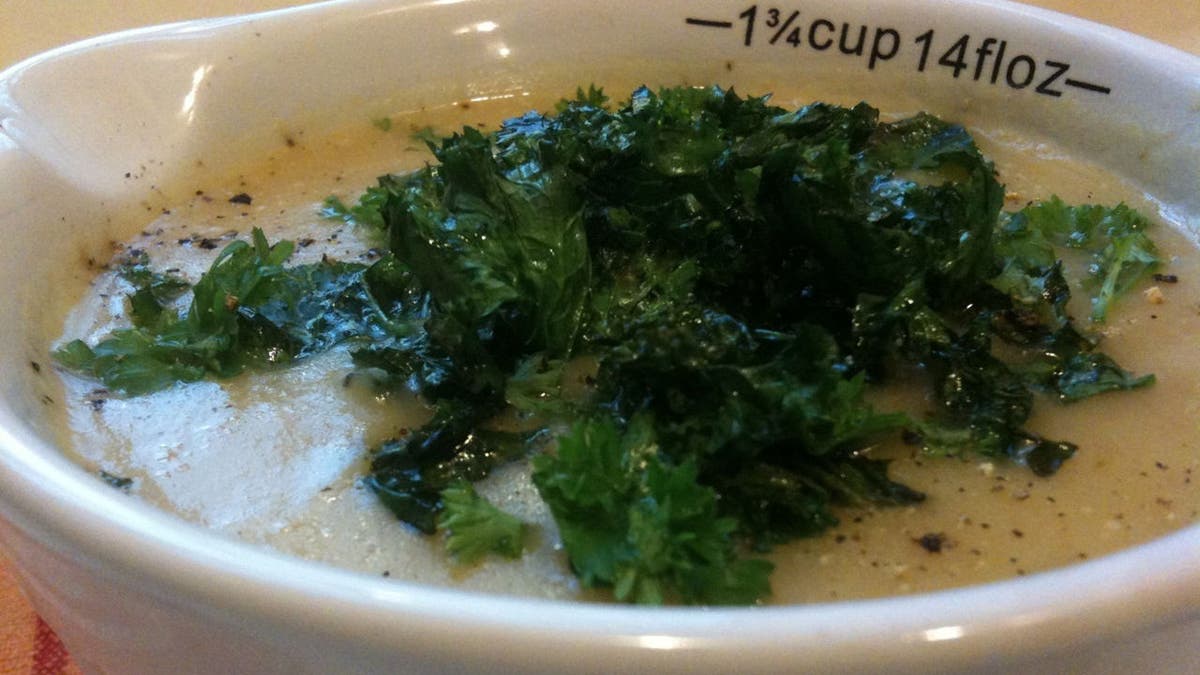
[1,0,1198,669]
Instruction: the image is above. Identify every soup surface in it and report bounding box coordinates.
[52,92,1200,603]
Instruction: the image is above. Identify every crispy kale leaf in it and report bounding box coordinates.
[366,405,532,534]
[590,305,916,544]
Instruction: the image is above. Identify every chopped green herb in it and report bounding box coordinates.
[319,178,396,230]
[996,196,1161,322]
[409,126,440,146]
[99,469,134,492]
[114,248,190,330]
[533,417,773,605]
[437,481,528,565]
[55,227,374,394]
[55,85,1160,605]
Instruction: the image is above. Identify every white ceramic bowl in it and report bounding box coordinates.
[1,1,1198,672]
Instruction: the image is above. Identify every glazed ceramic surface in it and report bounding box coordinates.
[0,1,1197,672]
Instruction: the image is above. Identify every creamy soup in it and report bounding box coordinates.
[51,93,1200,604]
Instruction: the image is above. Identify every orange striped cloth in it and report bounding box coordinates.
[0,558,79,675]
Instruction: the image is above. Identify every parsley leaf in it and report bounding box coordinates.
[437,481,528,564]
[55,228,372,394]
[998,196,1160,322]
[532,417,773,605]
[319,175,405,231]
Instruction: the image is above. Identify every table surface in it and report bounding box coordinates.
[0,2,1197,674]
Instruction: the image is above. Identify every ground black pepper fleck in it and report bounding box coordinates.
[915,532,946,553]
[1152,273,1179,283]
[229,192,253,205]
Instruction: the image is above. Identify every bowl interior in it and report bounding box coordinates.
[0,0,1198,672]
